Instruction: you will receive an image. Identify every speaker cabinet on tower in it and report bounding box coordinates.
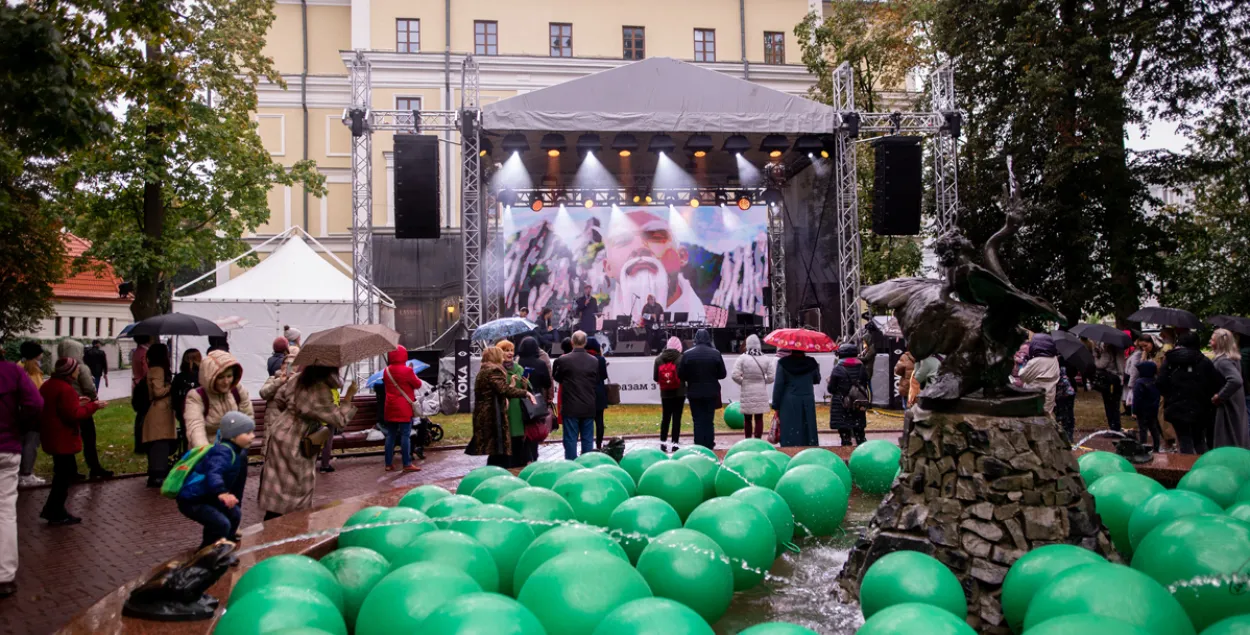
[393,134,441,239]
[871,136,922,235]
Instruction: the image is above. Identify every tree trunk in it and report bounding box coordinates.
[131,40,166,322]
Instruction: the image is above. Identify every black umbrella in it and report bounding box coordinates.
[1207,315,1250,338]
[1069,323,1132,349]
[1128,306,1200,329]
[1051,330,1096,372]
[127,313,226,337]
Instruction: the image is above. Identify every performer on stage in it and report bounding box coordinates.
[641,294,665,353]
[602,210,706,324]
[574,284,598,335]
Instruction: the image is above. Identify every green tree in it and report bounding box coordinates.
[64,0,324,320]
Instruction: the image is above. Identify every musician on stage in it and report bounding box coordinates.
[641,294,665,353]
[574,284,598,335]
[601,210,707,324]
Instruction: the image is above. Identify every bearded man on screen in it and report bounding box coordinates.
[602,210,706,324]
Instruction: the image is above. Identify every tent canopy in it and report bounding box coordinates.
[482,57,838,134]
[177,234,361,304]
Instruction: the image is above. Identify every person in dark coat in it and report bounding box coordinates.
[39,358,105,525]
[828,343,869,446]
[552,331,599,459]
[266,337,289,377]
[677,329,726,449]
[470,347,533,466]
[83,340,108,391]
[517,337,552,461]
[534,308,556,351]
[584,338,610,449]
[771,350,820,447]
[176,411,253,549]
[574,285,598,336]
[171,349,202,454]
[1209,328,1249,449]
[1132,361,1163,451]
[1157,331,1221,454]
[653,337,686,449]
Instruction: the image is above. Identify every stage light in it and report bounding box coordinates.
[645,195,653,204]
[685,133,714,158]
[763,187,783,206]
[689,198,700,208]
[722,134,750,154]
[648,134,676,154]
[577,133,602,155]
[760,134,790,158]
[737,196,752,210]
[632,195,641,203]
[619,149,631,157]
[479,136,494,158]
[540,133,566,157]
[794,135,823,154]
[821,150,830,159]
[502,133,530,154]
[531,198,544,212]
[841,112,861,138]
[583,198,595,208]
[547,149,561,157]
[497,188,517,207]
[612,133,639,156]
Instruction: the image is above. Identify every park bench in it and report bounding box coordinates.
[247,395,382,453]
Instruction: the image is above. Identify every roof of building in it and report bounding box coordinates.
[51,233,129,303]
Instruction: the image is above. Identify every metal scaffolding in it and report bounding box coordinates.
[766,199,789,329]
[459,57,486,334]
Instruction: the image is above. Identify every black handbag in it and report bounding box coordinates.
[521,392,551,423]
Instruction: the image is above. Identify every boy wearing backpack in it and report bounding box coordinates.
[828,343,869,446]
[173,411,254,549]
[653,337,686,451]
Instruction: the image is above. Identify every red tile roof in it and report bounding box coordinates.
[50,233,130,303]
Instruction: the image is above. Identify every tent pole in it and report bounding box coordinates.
[172,227,297,296]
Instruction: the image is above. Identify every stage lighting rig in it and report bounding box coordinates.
[685,134,714,158]
[612,133,639,157]
[497,188,517,207]
[795,135,823,156]
[648,134,676,154]
[577,133,602,155]
[479,136,493,158]
[722,135,750,154]
[760,134,790,158]
[541,133,566,157]
[502,133,529,154]
[762,188,783,206]
[530,198,544,212]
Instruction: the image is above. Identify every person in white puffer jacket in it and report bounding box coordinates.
[732,335,775,440]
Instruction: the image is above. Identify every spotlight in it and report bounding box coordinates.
[583,198,595,209]
[762,187,783,206]
[795,135,822,154]
[632,195,641,203]
[715,189,728,205]
[689,198,700,208]
[577,133,602,155]
[502,133,529,153]
[547,149,560,157]
[348,109,366,137]
[478,136,493,158]
[497,188,517,207]
[530,198,544,212]
[619,150,632,157]
[723,134,750,154]
[685,133,714,158]
[942,111,963,140]
[841,112,861,138]
[648,134,676,154]
[821,150,830,159]
[737,196,751,211]
[540,133,566,157]
[760,134,790,158]
[645,194,654,204]
[612,133,639,157]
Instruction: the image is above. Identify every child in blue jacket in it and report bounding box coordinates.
[177,411,254,548]
[1131,361,1162,452]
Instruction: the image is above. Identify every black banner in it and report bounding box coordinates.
[454,339,471,413]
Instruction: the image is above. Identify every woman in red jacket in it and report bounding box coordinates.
[381,346,422,473]
[39,358,106,525]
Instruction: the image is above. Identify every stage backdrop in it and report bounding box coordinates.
[503,205,769,327]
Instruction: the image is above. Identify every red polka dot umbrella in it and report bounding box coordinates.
[763,328,836,353]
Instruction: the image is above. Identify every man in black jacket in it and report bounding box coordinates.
[1158,331,1221,454]
[552,331,599,459]
[678,329,726,449]
[574,285,598,336]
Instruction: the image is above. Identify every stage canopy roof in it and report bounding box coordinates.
[482,57,838,134]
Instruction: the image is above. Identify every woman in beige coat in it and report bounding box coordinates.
[184,350,253,448]
[142,343,177,487]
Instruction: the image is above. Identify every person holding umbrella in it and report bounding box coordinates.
[770,348,820,447]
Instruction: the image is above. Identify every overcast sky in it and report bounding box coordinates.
[1127,119,1191,153]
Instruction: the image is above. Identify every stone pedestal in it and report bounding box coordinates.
[835,412,1118,634]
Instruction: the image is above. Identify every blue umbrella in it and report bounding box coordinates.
[365,358,431,389]
[472,317,538,342]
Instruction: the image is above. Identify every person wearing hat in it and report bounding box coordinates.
[38,358,107,525]
[267,337,290,377]
[284,325,302,348]
[176,411,255,548]
[828,343,869,446]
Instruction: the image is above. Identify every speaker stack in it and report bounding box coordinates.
[870,136,923,236]
[393,134,441,239]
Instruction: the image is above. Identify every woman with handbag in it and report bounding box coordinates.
[517,337,553,462]
[496,341,533,468]
[469,347,535,468]
[381,346,422,473]
[731,335,775,440]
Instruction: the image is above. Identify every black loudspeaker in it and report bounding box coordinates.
[871,136,922,235]
[394,134,441,239]
[613,341,647,356]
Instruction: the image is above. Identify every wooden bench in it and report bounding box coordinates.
[248,395,382,453]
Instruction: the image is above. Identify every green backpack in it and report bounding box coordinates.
[160,444,234,499]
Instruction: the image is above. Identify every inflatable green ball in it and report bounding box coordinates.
[499,487,578,536]
[527,461,586,490]
[471,475,530,504]
[591,597,714,635]
[761,450,790,473]
[443,504,537,596]
[859,550,966,619]
[338,507,435,564]
[1131,514,1250,632]
[424,494,483,525]
[726,437,775,457]
[619,448,669,485]
[787,448,852,491]
[1023,562,1196,635]
[396,484,451,512]
[773,465,849,537]
[1088,472,1164,556]
[736,624,819,635]
[635,528,734,624]
[1000,544,1106,633]
[1201,615,1250,635]
[265,629,337,635]
[672,445,718,462]
[518,460,546,481]
[1178,465,1242,509]
[723,401,745,430]
[1238,481,1250,505]
[418,592,546,635]
[1192,446,1250,481]
[386,529,500,592]
[731,486,795,554]
[553,468,631,527]
[355,563,482,635]
[684,497,776,591]
[458,465,514,495]
[637,461,705,521]
[606,495,681,563]
[714,451,783,496]
[228,554,344,613]
[1227,502,1250,523]
[1011,614,1151,635]
[517,552,653,635]
[856,603,976,635]
[513,525,630,594]
[677,454,719,499]
[575,452,618,468]
[342,506,388,528]
[1078,451,1136,486]
[318,547,391,628]
[849,441,901,494]
[215,586,347,635]
[1127,490,1223,552]
[593,464,638,497]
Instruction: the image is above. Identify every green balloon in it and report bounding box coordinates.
[396,485,451,512]
[553,468,630,527]
[458,465,514,495]
[355,563,482,635]
[1201,615,1250,635]
[607,496,682,563]
[418,592,546,635]
[266,629,336,635]
[672,445,718,462]
[228,554,345,613]
[338,507,435,564]
[472,475,530,504]
[215,586,347,635]
[575,452,618,468]
[343,506,389,528]
[856,603,975,635]
[773,465,849,537]
[517,552,653,635]
[318,547,391,628]
[726,437,775,457]
[731,486,795,554]
[849,441,901,494]
[444,504,537,596]
[387,529,500,592]
[526,460,586,490]
[723,401,745,430]
[424,494,483,525]
[518,460,546,481]
[761,450,791,473]
[591,597,714,635]
[1238,481,1250,505]
[620,448,669,485]
[635,528,733,624]
[1023,563,1196,635]
[1178,466,1242,509]
[1088,472,1164,556]
[513,525,629,594]
[593,464,638,497]
[1000,544,1106,633]
[714,451,783,496]
[736,624,820,635]
[1192,446,1250,482]
[677,454,719,499]
[499,486,578,535]
[859,550,966,619]
[683,497,776,591]
[1011,614,1151,635]
[1078,451,1136,486]
[637,461,705,521]
[1127,490,1223,552]
[1227,502,1250,523]
[1131,514,1250,632]
[787,447,852,491]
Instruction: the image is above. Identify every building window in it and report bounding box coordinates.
[549,23,572,57]
[55,316,62,336]
[69,317,75,336]
[396,19,419,53]
[623,26,645,60]
[108,318,114,337]
[764,32,785,64]
[475,21,498,56]
[694,29,715,62]
[95,317,102,336]
[396,97,422,112]
[82,317,89,336]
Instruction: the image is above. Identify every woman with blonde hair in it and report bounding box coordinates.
[468,346,534,467]
[1209,328,1248,449]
